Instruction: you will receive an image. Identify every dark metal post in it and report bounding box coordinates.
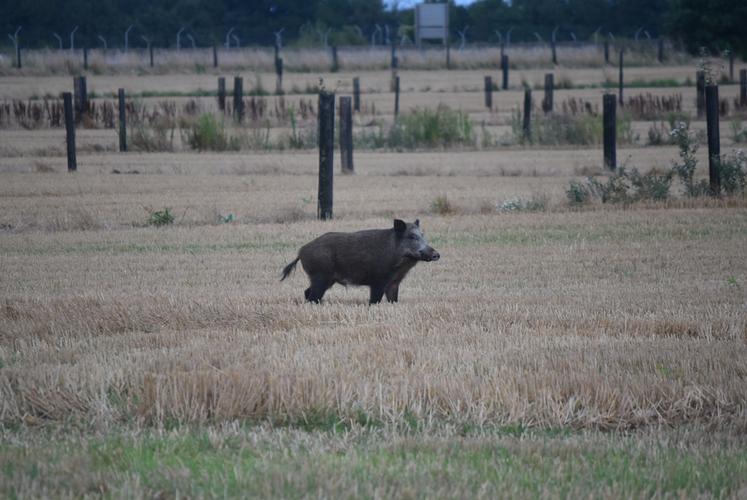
[213,44,218,68]
[446,39,451,69]
[73,76,88,124]
[604,40,609,64]
[149,45,154,67]
[275,58,283,95]
[618,50,624,106]
[501,54,509,90]
[603,94,617,170]
[318,91,335,220]
[657,39,664,63]
[484,76,492,109]
[522,88,531,141]
[16,45,21,69]
[83,46,88,70]
[118,88,127,152]
[233,76,244,122]
[331,45,339,72]
[740,69,747,108]
[353,77,360,112]
[696,70,705,118]
[63,92,76,171]
[551,40,557,65]
[705,85,721,194]
[542,73,554,113]
[729,51,734,82]
[339,96,353,174]
[394,75,400,118]
[217,77,226,111]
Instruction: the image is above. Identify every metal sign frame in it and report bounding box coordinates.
[415,3,449,46]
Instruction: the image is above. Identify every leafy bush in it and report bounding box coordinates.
[731,120,747,144]
[670,122,709,197]
[566,180,593,205]
[394,105,475,149]
[567,167,672,206]
[430,195,457,215]
[498,195,548,212]
[185,114,239,151]
[514,111,634,146]
[147,208,175,226]
[718,150,747,195]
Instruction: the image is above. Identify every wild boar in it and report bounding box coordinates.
[281,219,440,304]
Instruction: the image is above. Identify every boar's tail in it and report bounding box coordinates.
[280,257,300,281]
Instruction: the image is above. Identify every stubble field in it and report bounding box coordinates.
[1,49,747,497]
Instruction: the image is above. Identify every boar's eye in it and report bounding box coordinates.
[408,234,418,240]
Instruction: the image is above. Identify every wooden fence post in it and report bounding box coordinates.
[484,76,492,109]
[213,44,218,68]
[339,96,353,174]
[696,70,705,118]
[501,54,509,90]
[118,88,127,152]
[73,76,88,124]
[522,88,531,141]
[740,69,747,108]
[233,76,244,122]
[83,46,88,70]
[275,57,283,95]
[551,40,557,65]
[603,94,617,170]
[63,92,76,172]
[604,39,609,64]
[542,73,554,113]
[705,84,720,194]
[318,91,335,220]
[218,77,226,111]
[657,39,664,63]
[618,50,624,106]
[729,51,734,82]
[353,77,360,112]
[331,46,339,72]
[394,75,400,118]
[149,45,154,67]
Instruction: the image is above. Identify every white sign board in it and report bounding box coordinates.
[416,3,448,46]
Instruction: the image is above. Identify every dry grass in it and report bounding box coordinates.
[0,44,696,77]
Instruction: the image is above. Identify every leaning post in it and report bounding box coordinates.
[484,76,492,109]
[522,88,532,142]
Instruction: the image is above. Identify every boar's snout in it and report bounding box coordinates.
[421,247,440,262]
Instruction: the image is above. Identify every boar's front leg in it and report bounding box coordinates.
[369,285,386,304]
[385,282,399,303]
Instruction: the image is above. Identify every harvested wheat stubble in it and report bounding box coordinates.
[1,207,746,430]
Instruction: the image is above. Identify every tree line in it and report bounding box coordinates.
[1,0,745,57]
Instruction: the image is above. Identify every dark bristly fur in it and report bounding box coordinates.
[281,219,440,304]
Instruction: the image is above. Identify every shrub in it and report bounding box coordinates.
[627,168,673,201]
[130,118,176,152]
[430,195,456,215]
[514,111,634,146]
[185,114,239,151]
[147,208,175,226]
[394,105,475,149]
[670,122,708,197]
[718,150,747,195]
[731,120,747,143]
[498,195,548,212]
[566,180,593,205]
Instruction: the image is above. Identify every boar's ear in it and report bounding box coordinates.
[414,219,420,227]
[393,219,407,234]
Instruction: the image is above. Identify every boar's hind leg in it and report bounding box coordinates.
[369,285,386,305]
[385,283,399,303]
[306,275,332,304]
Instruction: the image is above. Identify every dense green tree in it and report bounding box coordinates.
[667,0,747,57]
